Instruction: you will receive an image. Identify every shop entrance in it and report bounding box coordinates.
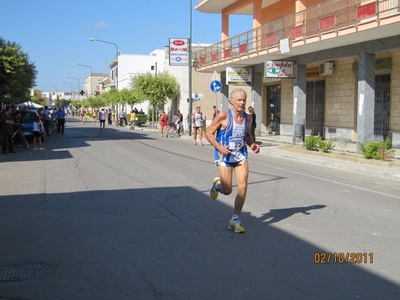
[306,81,325,136]
[266,85,281,134]
[374,74,390,141]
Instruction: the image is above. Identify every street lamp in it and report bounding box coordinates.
[64,76,80,101]
[73,63,93,96]
[61,82,73,101]
[89,38,119,91]
[188,0,193,136]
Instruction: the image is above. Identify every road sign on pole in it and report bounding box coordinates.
[211,71,220,81]
[210,80,222,93]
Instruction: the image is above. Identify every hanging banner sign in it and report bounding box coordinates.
[226,67,252,84]
[265,60,294,78]
[169,38,189,66]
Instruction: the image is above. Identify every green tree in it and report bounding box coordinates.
[55,99,70,108]
[130,72,180,125]
[0,38,37,107]
[71,100,80,109]
[119,88,139,106]
[86,95,106,109]
[101,89,119,108]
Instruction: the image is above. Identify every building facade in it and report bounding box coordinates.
[82,73,109,96]
[194,0,400,148]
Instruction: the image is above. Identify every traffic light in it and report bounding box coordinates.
[80,90,85,96]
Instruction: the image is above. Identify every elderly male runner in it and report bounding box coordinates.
[205,88,260,233]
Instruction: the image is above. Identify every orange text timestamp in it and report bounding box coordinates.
[314,252,373,264]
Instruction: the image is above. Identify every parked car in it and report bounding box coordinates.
[19,109,45,142]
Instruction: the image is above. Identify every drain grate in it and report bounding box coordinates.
[0,264,42,282]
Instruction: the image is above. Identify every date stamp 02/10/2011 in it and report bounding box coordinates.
[314,252,374,264]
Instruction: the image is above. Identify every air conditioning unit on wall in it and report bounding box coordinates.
[319,62,334,76]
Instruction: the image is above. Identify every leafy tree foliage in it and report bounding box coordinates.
[130,72,179,124]
[0,37,37,107]
[86,95,106,109]
[119,88,138,105]
[101,89,119,107]
[55,99,71,108]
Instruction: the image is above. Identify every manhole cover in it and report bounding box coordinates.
[0,264,42,281]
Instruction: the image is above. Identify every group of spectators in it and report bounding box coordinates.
[118,107,145,127]
[1,104,67,154]
[40,105,67,135]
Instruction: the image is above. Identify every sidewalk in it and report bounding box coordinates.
[256,134,400,182]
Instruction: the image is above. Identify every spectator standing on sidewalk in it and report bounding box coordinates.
[1,106,16,154]
[32,115,44,150]
[205,88,260,234]
[247,106,256,143]
[55,106,66,135]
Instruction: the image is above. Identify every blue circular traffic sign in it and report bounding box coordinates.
[210,80,222,93]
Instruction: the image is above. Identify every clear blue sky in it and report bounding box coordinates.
[1,0,252,94]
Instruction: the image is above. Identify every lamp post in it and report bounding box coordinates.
[188,0,193,136]
[73,63,93,96]
[89,38,119,91]
[61,82,73,102]
[64,76,80,101]
[90,37,120,118]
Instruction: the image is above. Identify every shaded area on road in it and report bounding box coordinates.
[0,186,398,300]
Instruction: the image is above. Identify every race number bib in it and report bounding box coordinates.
[229,136,244,150]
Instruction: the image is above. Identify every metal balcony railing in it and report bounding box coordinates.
[193,0,400,68]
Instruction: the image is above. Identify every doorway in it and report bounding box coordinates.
[374,74,390,141]
[266,85,281,134]
[306,81,325,136]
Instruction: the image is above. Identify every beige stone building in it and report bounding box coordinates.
[194,0,400,148]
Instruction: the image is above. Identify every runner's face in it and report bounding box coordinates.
[231,92,247,111]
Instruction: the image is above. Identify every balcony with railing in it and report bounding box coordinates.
[194,0,400,70]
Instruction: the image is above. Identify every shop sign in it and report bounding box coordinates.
[265,60,294,78]
[226,67,252,84]
[169,38,189,66]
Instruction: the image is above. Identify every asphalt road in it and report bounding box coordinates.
[1,118,399,300]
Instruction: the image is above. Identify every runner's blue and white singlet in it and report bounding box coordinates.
[214,109,248,165]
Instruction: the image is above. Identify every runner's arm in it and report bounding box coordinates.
[205,110,231,155]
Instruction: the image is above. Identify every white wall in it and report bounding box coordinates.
[117,50,165,114]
